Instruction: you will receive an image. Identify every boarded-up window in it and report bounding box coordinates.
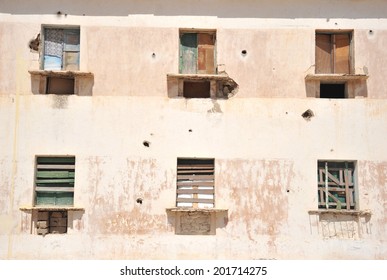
[316,32,351,74]
[43,28,80,71]
[179,32,216,75]
[35,156,75,206]
[176,158,214,208]
[36,210,68,235]
[317,161,356,210]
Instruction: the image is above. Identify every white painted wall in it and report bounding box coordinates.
[1,0,387,259]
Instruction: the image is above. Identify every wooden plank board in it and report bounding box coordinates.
[176,197,214,204]
[36,178,75,184]
[37,164,75,170]
[36,186,74,192]
[177,175,214,180]
[344,168,351,209]
[316,34,332,73]
[178,169,214,174]
[334,34,350,74]
[37,157,75,164]
[178,164,214,169]
[177,189,214,195]
[177,181,214,187]
[37,171,75,178]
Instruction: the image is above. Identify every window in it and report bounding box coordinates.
[46,77,75,95]
[35,156,75,206]
[176,158,214,208]
[320,83,346,98]
[179,31,216,75]
[43,27,80,71]
[315,32,352,74]
[317,161,356,210]
[183,81,210,98]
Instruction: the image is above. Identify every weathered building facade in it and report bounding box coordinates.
[1,0,387,259]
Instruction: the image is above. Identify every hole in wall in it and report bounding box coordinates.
[188,129,192,132]
[136,198,143,204]
[152,53,156,58]
[241,50,247,56]
[143,141,150,147]
[301,109,314,121]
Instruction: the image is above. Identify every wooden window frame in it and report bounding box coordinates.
[317,160,357,210]
[179,30,217,75]
[176,158,215,209]
[34,156,76,207]
[40,26,80,71]
[315,31,353,74]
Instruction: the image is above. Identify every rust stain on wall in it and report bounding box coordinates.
[86,157,171,234]
[216,159,294,246]
[359,161,387,233]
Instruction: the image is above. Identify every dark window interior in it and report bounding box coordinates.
[183,81,210,98]
[320,83,346,98]
[46,77,75,95]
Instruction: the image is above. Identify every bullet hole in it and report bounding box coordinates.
[301,109,314,121]
[335,22,338,25]
[369,30,373,34]
[330,149,334,152]
[241,50,247,56]
[143,141,150,147]
[286,190,290,193]
[57,11,62,16]
[29,33,40,51]
[152,53,156,58]
[136,198,143,204]
[188,129,192,132]
[285,112,288,115]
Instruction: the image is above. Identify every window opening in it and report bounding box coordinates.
[176,158,215,208]
[317,161,356,210]
[320,83,346,98]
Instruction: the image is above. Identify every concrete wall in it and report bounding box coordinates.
[1,0,387,259]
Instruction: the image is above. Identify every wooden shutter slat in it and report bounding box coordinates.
[177,189,214,195]
[177,181,214,187]
[37,171,75,178]
[177,175,214,180]
[36,178,75,184]
[36,187,74,192]
[176,198,214,204]
[37,164,75,170]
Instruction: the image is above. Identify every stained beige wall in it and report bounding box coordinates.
[1,0,387,259]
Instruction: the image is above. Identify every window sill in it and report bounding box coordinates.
[308,209,371,216]
[166,207,228,213]
[305,74,368,81]
[29,70,93,78]
[20,206,84,211]
[167,73,230,81]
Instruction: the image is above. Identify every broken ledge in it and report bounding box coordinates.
[166,207,228,213]
[20,206,85,211]
[308,209,371,216]
[305,74,368,81]
[29,70,93,78]
[167,73,231,81]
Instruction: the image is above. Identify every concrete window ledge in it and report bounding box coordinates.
[29,70,94,96]
[166,207,228,213]
[166,208,228,235]
[167,73,238,99]
[308,209,371,216]
[19,206,85,211]
[305,74,368,81]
